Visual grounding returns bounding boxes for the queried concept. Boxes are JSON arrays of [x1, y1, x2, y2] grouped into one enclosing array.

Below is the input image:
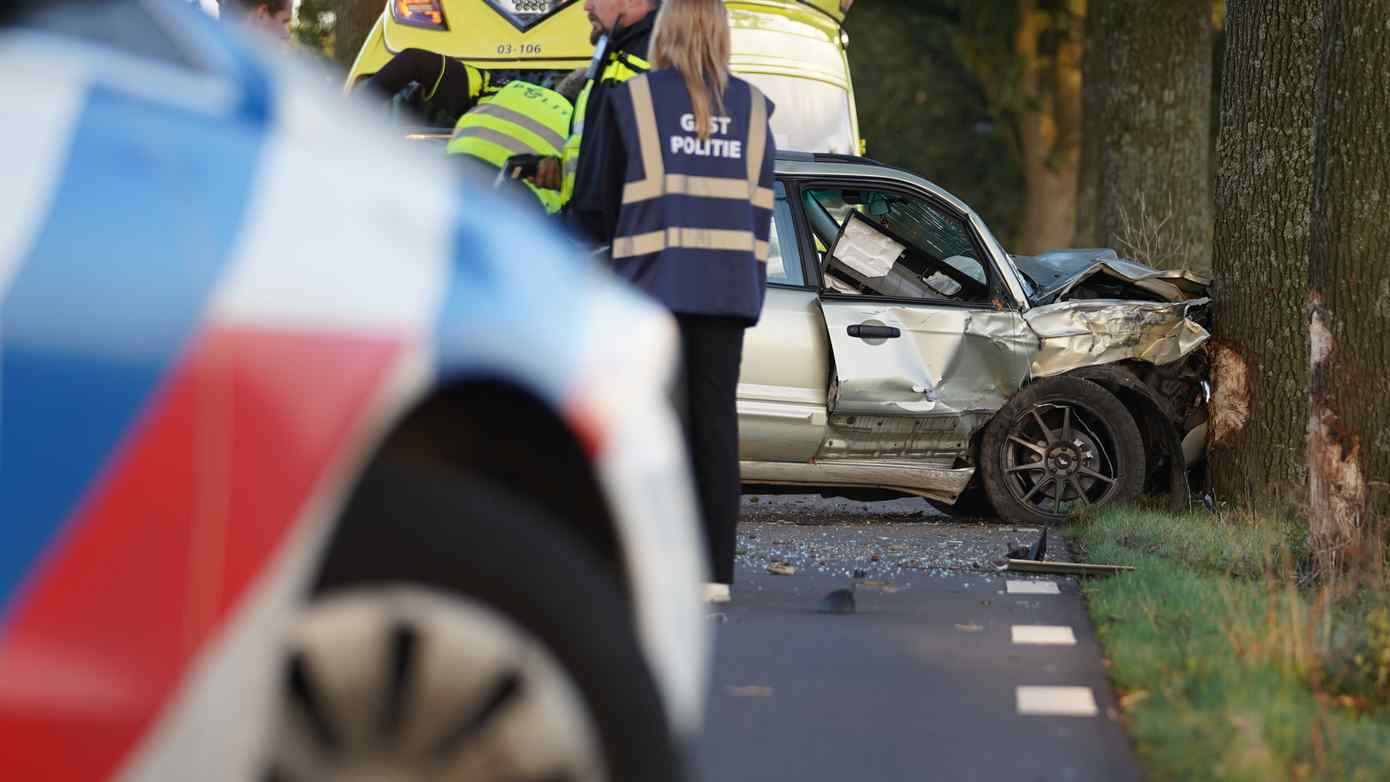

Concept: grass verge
[[1072, 506, 1390, 781]]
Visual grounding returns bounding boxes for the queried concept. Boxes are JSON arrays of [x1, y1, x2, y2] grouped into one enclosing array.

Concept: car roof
[[773, 152, 976, 217]]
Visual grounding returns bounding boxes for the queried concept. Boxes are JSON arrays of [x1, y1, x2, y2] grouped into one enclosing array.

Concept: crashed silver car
[[740, 153, 1210, 525]]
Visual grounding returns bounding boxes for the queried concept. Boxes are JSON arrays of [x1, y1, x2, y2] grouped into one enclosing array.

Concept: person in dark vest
[[529, 0, 656, 216], [587, 0, 775, 603]]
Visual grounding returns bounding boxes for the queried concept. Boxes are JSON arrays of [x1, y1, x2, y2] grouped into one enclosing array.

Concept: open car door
[[805, 187, 1033, 466]]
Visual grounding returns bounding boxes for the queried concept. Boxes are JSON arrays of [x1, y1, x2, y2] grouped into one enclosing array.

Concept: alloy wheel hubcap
[[1004, 403, 1118, 515]]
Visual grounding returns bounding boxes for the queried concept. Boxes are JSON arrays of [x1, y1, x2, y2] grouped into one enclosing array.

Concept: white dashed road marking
[[1007, 579, 1060, 594], [1011, 625, 1077, 645], [1015, 686, 1098, 716]]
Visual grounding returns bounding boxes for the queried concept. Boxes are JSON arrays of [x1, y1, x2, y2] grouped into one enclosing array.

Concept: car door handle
[[847, 324, 901, 339]]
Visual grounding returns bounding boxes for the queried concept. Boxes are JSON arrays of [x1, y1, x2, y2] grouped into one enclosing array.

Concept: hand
[[529, 156, 563, 190]]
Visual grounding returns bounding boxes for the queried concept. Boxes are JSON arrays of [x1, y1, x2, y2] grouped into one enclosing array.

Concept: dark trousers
[[676, 314, 746, 585]]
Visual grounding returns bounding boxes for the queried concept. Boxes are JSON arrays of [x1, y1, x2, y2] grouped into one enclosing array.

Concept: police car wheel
[[265, 463, 684, 782], [269, 587, 606, 782]]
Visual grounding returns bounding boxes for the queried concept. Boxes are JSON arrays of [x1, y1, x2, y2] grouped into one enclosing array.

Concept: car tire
[[979, 376, 1145, 526], [266, 462, 684, 782], [924, 485, 996, 519]]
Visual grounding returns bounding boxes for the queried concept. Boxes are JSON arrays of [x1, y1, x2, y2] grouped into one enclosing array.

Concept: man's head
[[582, 0, 657, 44], [224, 0, 291, 42]]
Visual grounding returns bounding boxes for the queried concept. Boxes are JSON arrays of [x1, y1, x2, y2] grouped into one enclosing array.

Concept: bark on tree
[[1207, 0, 1320, 506], [1074, 0, 1107, 248], [1086, 0, 1213, 272], [1306, 0, 1390, 571], [333, 0, 385, 70]]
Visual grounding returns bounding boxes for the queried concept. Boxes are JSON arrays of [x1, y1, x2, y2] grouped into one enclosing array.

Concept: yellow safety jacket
[[560, 50, 650, 206], [447, 81, 574, 213]]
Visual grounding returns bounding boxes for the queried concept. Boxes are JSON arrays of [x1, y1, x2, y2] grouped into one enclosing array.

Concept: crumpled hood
[[1012, 248, 1211, 304], [1011, 249, 1213, 376]]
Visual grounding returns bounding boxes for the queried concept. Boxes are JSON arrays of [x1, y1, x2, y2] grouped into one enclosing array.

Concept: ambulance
[[346, 0, 862, 154]]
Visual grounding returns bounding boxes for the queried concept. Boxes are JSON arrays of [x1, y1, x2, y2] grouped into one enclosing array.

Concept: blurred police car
[[0, 1, 708, 779]]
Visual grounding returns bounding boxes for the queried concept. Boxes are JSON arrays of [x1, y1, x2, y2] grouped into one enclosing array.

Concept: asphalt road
[[695, 495, 1140, 782]]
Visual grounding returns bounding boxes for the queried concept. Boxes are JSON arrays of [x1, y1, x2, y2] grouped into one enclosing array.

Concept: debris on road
[[955, 623, 983, 632], [818, 587, 857, 614], [726, 685, 774, 697], [1029, 528, 1049, 561], [1000, 559, 1134, 576], [767, 562, 797, 576]]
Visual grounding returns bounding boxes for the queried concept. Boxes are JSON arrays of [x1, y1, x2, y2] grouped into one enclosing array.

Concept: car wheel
[[979, 376, 1145, 526], [924, 485, 996, 519], [266, 463, 683, 782]]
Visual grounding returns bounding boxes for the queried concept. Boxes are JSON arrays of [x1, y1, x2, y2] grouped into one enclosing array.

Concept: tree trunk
[[1016, 150, 1080, 254], [333, 0, 386, 70], [1074, 0, 1108, 248], [1012, 0, 1083, 255], [1089, 0, 1213, 272], [1306, 0, 1390, 571], [958, 0, 1083, 255], [1207, 0, 1320, 507]]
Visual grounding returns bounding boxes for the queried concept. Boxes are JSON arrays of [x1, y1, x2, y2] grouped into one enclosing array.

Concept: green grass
[[1073, 507, 1390, 781]]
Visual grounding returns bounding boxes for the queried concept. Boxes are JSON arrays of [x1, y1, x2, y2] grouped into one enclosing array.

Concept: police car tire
[[290, 461, 685, 782]]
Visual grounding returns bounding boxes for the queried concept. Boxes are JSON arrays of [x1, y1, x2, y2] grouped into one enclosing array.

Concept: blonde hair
[[649, 0, 731, 140]]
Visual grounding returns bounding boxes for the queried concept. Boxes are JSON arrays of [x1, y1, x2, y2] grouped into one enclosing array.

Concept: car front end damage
[[1011, 248, 1212, 503]]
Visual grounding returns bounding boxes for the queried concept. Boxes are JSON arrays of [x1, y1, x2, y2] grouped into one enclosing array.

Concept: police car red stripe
[[0, 327, 404, 780]]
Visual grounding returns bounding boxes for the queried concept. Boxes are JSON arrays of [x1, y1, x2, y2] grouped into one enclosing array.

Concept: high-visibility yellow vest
[[560, 50, 650, 206], [447, 81, 573, 213]]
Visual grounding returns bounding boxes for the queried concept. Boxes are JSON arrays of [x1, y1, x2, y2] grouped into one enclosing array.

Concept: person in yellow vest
[[361, 48, 491, 128], [446, 80, 574, 214], [529, 0, 656, 226]]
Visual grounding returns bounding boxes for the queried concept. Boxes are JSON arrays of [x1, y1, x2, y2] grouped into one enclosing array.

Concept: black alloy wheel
[[979, 376, 1145, 526]]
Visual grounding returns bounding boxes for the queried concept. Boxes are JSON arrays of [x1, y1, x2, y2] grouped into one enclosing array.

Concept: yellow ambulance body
[[347, 0, 860, 154]]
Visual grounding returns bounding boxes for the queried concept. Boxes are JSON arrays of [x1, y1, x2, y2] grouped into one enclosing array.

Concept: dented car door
[[803, 184, 1033, 468]]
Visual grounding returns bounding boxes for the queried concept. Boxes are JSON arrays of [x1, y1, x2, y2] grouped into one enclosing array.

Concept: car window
[[803, 187, 991, 304], [766, 181, 806, 286]]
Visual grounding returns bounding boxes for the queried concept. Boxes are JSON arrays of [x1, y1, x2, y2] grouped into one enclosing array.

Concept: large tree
[[1306, 0, 1390, 570], [1079, 0, 1213, 272], [1207, 0, 1320, 506], [333, 0, 384, 70], [957, 0, 1085, 255]]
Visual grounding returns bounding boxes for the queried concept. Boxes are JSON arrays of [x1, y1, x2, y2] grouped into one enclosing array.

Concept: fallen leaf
[[767, 562, 797, 576], [1119, 690, 1149, 710]]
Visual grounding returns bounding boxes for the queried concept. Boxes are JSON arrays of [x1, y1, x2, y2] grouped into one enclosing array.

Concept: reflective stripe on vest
[[448, 81, 573, 213], [560, 52, 650, 205], [611, 74, 772, 261]]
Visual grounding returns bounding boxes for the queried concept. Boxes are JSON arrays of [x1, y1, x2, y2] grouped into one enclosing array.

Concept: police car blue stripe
[[432, 184, 584, 400], [0, 79, 271, 619]]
